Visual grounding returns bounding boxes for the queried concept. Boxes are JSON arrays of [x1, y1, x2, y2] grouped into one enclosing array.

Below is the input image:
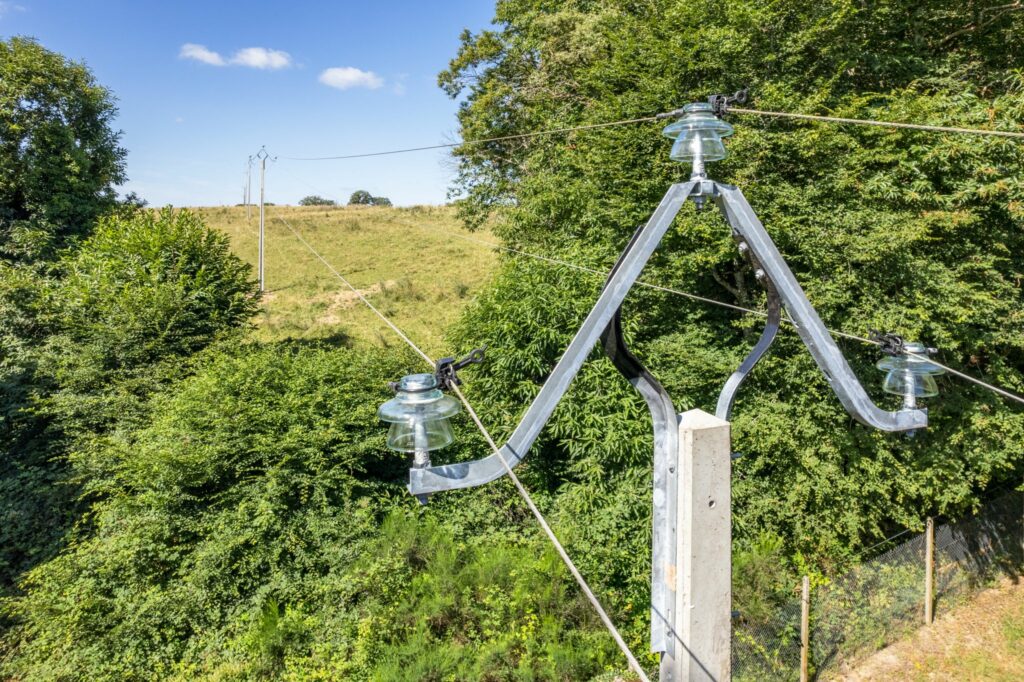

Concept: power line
[[273, 104, 1024, 165], [277, 114, 664, 161], [419, 226, 1024, 407], [727, 106, 1024, 139], [268, 208, 650, 679], [268, 210, 432, 366], [448, 381, 651, 682]]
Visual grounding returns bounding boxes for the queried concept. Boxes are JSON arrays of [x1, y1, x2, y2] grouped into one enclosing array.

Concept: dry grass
[[837, 577, 1024, 681], [194, 204, 498, 357]]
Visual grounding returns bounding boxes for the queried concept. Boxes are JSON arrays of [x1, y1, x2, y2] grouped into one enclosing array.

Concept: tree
[[349, 190, 373, 205], [0, 37, 126, 261], [298, 195, 336, 206], [441, 0, 1024, 581], [348, 190, 392, 206]]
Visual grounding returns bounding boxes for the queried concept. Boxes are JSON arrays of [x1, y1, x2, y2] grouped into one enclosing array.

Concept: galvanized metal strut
[[408, 177, 928, 657]]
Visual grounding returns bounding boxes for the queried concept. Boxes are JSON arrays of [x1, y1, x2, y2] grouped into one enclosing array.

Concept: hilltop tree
[[0, 37, 126, 261], [298, 195, 336, 206], [348, 190, 392, 206]]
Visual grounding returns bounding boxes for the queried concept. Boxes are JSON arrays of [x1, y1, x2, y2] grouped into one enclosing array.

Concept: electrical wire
[[727, 107, 1024, 139], [277, 114, 664, 161], [268, 209, 651, 680], [272, 103, 1024, 164], [448, 382, 651, 682], [269, 211, 434, 367], [420, 226, 1024, 407]]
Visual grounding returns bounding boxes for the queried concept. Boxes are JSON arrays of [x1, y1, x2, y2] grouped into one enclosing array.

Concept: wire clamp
[[436, 347, 486, 389], [708, 88, 748, 118], [869, 330, 938, 357]]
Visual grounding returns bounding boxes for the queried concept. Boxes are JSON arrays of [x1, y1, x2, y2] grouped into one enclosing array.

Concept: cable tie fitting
[[708, 88, 749, 118], [869, 330, 906, 356], [435, 346, 486, 390]]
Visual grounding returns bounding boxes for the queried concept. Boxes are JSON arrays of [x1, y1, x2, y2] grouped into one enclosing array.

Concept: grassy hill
[[196, 204, 498, 356]]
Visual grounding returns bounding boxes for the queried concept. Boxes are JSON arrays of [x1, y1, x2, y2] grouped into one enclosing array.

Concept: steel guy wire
[[448, 381, 651, 682], [268, 211, 435, 367], [273, 105, 1023, 164], [268, 208, 651, 678], [726, 106, 1024, 139], [277, 114, 665, 161], [414, 225, 1024, 407]]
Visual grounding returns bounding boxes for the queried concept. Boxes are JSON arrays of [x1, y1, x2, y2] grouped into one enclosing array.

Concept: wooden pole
[[800, 575, 810, 682], [924, 517, 935, 624]]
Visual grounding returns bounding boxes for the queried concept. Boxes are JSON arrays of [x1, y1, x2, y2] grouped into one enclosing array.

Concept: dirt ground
[[835, 578, 1024, 681]]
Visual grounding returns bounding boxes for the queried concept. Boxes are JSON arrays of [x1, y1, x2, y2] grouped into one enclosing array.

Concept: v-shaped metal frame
[[409, 177, 927, 654]]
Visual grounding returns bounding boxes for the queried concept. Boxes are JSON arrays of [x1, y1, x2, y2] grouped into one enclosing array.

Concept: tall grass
[[196, 205, 498, 356]]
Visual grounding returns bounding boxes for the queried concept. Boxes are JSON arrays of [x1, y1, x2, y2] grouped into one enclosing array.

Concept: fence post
[[800, 575, 810, 682], [924, 517, 934, 624]]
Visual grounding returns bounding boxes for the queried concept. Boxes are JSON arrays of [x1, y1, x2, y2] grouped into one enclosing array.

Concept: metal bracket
[[407, 175, 926, 655], [436, 347, 486, 389], [407, 180, 700, 497], [599, 223, 679, 655], [714, 184, 927, 431], [708, 88, 748, 118]]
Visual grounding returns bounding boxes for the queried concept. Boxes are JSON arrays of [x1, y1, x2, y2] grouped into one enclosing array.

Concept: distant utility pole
[[257, 148, 268, 292]]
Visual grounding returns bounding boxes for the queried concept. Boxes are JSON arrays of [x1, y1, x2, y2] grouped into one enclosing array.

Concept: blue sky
[[0, 0, 496, 206]]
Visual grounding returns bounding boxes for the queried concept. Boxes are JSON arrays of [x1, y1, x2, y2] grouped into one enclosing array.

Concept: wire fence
[[733, 487, 1024, 680]]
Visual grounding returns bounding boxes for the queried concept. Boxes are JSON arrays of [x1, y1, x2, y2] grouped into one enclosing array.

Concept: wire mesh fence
[[732, 488, 1023, 680]]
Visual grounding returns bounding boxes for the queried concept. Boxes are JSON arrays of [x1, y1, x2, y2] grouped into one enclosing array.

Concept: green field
[[196, 204, 498, 356]]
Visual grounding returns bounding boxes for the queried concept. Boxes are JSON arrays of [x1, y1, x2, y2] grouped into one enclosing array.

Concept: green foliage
[[349, 190, 393, 207], [0, 37, 126, 261], [442, 0, 1024, 561], [0, 343, 626, 680], [298, 195, 337, 207], [0, 207, 258, 592]]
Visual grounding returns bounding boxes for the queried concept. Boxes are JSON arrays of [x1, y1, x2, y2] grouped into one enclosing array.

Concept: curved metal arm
[[714, 184, 927, 431], [598, 224, 679, 654], [715, 288, 782, 420], [408, 181, 697, 496]]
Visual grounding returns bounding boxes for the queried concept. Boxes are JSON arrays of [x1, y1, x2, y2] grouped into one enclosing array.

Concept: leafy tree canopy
[[298, 195, 337, 206], [440, 0, 1024, 574], [0, 37, 126, 261], [348, 190, 393, 207]]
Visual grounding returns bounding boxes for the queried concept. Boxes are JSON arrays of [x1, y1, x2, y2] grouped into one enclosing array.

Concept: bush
[[0, 342, 623, 680], [0, 207, 259, 591]]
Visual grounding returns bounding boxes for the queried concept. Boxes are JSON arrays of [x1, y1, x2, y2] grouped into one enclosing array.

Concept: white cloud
[[179, 44, 292, 70], [229, 47, 292, 70], [318, 66, 384, 91], [0, 2, 26, 19], [179, 43, 226, 66]]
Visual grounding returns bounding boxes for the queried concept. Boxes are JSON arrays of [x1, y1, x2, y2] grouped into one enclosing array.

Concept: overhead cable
[[277, 114, 663, 161], [273, 104, 1023, 164], [727, 107, 1024, 139], [427, 227, 1024, 407], [268, 209, 650, 680]]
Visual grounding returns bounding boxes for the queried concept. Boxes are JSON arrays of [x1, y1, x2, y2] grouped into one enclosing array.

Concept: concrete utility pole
[[257, 148, 268, 292], [665, 410, 732, 681]]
